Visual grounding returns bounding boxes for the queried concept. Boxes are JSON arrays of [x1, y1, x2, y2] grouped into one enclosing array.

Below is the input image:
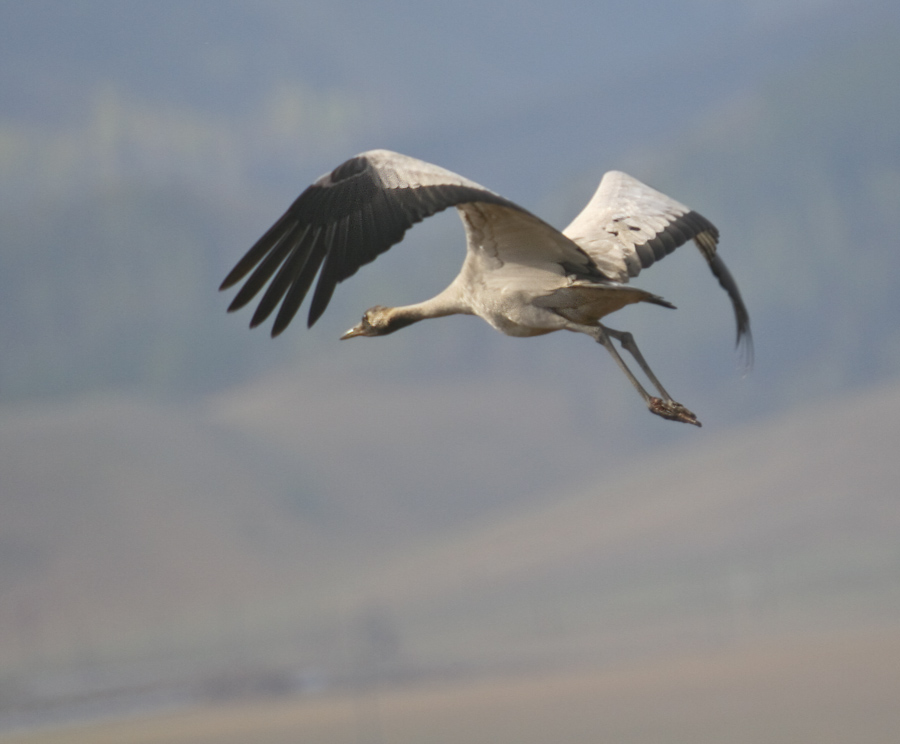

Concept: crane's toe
[[648, 397, 702, 427]]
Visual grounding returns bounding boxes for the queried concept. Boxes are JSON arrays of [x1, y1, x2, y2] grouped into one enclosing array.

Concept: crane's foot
[[649, 397, 702, 427]]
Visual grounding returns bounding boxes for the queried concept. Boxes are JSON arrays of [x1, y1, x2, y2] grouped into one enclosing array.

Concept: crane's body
[[221, 150, 751, 426]]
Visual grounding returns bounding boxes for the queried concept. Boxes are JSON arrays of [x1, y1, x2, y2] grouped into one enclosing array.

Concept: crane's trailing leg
[[593, 325, 701, 427], [603, 327, 675, 401]]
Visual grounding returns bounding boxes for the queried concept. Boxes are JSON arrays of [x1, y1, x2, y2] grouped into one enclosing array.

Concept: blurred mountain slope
[[1, 368, 897, 715]]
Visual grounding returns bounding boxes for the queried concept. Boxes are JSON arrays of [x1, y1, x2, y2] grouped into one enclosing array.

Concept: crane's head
[[340, 306, 413, 339]]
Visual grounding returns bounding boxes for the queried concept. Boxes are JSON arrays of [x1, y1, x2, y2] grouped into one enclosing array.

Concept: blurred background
[[1, 1, 899, 742]]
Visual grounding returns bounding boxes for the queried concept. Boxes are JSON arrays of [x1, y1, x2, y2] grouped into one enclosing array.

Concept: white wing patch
[[563, 170, 694, 281], [457, 202, 594, 276], [320, 149, 491, 192]]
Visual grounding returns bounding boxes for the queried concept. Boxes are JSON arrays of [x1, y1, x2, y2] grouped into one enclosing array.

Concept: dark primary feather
[[707, 251, 753, 367], [631, 210, 718, 272], [220, 153, 521, 335], [626, 210, 752, 366]]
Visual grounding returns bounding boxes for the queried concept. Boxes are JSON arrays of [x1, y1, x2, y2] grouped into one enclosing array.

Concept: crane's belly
[[474, 282, 656, 337], [479, 303, 568, 337]]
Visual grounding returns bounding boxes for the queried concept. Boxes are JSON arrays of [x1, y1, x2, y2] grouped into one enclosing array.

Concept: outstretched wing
[[220, 149, 524, 336], [563, 171, 752, 363]]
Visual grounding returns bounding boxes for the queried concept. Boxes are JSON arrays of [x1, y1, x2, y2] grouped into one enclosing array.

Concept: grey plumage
[[221, 149, 752, 425]]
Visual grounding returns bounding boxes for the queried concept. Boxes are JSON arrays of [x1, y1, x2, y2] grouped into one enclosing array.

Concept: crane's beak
[[340, 323, 366, 340]]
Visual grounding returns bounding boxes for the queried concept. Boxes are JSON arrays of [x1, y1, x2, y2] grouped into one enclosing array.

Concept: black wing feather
[[630, 209, 751, 362], [226, 219, 303, 313], [271, 237, 329, 337], [307, 219, 348, 327], [249, 225, 318, 327], [634, 210, 715, 271], [707, 252, 753, 366], [221, 152, 524, 336], [220, 213, 296, 291]]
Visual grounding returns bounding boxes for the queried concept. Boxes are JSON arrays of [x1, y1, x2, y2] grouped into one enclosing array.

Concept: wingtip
[[226, 295, 246, 314], [270, 315, 290, 337], [219, 267, 244, 292], [735, 328, 754, 375], [306, 304, 326, 330]]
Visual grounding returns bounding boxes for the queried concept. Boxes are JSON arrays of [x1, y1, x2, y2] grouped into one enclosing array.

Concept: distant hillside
[[319, 377, 900, 673], [2, 371, 898, 712]]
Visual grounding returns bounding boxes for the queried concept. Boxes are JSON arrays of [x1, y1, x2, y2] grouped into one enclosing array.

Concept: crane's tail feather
[[642, 293, 676, 310]]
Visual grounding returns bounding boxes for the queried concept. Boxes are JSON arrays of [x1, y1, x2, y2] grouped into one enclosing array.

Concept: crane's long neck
[[383, 283, 474, 332]]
